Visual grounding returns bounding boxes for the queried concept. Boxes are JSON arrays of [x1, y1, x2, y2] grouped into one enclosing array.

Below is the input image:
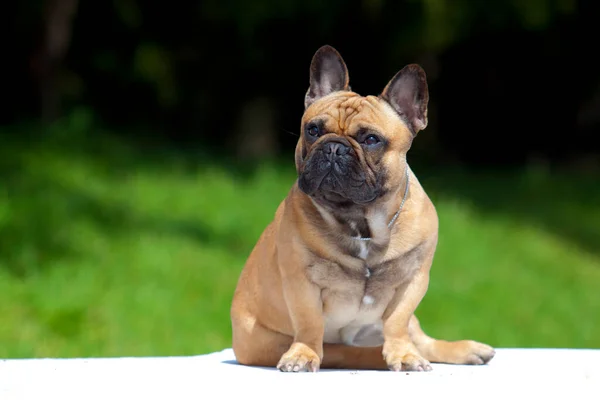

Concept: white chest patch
[[362, 295, 375, 305], [368, 212, 388, 235], [358, 241, 369, 259]]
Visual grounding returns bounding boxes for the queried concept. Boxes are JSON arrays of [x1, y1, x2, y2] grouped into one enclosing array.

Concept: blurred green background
[[1, 0, 599, 358]]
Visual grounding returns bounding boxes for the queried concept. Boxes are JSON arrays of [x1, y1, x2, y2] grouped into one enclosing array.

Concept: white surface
[[2, 348, 600, 399]]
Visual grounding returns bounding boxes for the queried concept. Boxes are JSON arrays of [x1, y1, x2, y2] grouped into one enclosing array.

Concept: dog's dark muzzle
[[298, 137, 378, 205]]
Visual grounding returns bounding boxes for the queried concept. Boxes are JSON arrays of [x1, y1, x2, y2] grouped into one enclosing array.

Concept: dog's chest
[[307, 248, 421, 344], [317, 259, 409, 310]]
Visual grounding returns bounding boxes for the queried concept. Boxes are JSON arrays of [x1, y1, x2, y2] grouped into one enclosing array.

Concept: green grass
[[1, 115, 599, 358]]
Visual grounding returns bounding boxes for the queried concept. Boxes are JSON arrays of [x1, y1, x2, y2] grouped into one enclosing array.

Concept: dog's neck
[[308, 164, 411, 244], [357, 166, 410, 241]]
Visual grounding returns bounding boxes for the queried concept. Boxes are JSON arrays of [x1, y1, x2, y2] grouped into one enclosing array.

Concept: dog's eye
[[363, 135, 380, 146], [306, 125, 320, 137]]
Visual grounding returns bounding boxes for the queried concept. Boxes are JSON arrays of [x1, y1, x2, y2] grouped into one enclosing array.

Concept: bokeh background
[[1, 0, 599, 358]]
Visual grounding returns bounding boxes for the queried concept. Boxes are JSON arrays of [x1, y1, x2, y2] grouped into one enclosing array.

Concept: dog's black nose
[[324, 141, 350, 160]]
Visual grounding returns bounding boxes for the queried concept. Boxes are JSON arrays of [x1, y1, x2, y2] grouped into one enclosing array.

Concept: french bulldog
[[230, 45, 495, 372]]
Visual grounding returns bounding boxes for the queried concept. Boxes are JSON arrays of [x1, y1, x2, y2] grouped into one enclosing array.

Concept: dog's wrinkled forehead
[[302, 92, 407, 138]]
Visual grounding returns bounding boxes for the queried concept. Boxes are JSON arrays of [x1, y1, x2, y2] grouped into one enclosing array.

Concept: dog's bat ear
[[305, 45, 350, 109], [380, 64, 429, 135]]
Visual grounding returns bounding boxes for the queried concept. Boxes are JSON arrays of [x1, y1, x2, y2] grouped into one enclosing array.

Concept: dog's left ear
[[305, 45, 350, 109], [380, 64, 429, 134]]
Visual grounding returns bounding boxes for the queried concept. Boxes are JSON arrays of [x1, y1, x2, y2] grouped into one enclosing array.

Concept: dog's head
[[295, 45, 429, 210]]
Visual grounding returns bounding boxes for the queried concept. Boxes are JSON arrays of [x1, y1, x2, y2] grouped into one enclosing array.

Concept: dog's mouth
[[315, 187, 379, 208], [320, 173, 378, 203], [298, 155, 380, 207]]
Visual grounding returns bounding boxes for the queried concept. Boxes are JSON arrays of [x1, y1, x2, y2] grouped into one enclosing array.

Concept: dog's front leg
[[277, 268, 324, 372], [382, 262, 433, 372]]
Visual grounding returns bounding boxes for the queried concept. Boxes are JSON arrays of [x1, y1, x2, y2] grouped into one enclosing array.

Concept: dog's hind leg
[[231, 312, 293, 368], [408, 314, 496, 365]]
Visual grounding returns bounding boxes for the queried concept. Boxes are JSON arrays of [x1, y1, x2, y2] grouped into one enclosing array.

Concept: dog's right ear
[[305, 45, 350, 109]]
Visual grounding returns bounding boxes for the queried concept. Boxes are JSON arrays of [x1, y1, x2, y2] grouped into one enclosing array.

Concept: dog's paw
[[387, 352, 432, 372], [452, 340, 496, 365], [276, 344, 320, 372], [384, 340, 432, 372]]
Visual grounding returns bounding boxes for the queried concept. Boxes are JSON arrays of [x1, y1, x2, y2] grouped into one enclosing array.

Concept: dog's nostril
[[336, 143, 350, 156]]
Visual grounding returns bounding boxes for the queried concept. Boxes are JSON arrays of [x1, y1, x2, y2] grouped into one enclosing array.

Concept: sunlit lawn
[[1, 116, 599, 358]]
